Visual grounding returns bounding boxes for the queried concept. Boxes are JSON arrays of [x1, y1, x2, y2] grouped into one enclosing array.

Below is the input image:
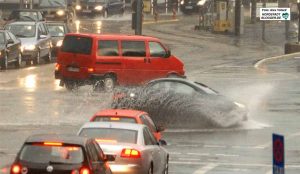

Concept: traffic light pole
[[234, 0, 241, 35], [135, 0, 143, 35]]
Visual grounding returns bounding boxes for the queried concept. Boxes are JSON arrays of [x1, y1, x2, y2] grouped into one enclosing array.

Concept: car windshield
[[40, 0, 66, 7], [6, 25, 36, 38], [19, 144, 84, 164], [18, 12, 38, 21], [79, 128, 138, 144], [0, 33, 4, 45], [92, 116, 137, 123], [47, 25, 65, 37]]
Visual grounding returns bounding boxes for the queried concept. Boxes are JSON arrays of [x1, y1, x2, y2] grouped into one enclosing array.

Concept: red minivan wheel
[[104, 76, 115, 92]]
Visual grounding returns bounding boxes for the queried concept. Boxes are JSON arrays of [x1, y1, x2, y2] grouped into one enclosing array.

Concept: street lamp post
[[298, 0, 300, 42]]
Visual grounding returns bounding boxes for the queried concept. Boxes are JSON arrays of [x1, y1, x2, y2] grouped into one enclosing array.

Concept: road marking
[[178, 158, 202, 161], [143, 19, 179, 25], [169, 161, 300, 168], [169, 152, 182, 155], [176, 144, 199, 147], [187, 153, 210, 156], [254, 52, 300, 70], [294, 57, 300, 59], [204, 145, 226, 148], [216, 154, 239, 157], [193, 163, 218, 174], [256, 131, 300, 149]]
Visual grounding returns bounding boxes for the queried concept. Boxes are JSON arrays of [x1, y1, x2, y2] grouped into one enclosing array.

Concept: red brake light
[[43, 142, 62, 146], [55, 63, 60, 71], [87, 68, 94, 73], [80, 167, 90, 174], [10, 164, 21, 174], [121, 148, 141, 158]]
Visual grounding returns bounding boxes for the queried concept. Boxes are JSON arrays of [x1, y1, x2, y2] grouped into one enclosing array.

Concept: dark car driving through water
[[112, 78, 248, 128], [10, 134, 114, 174], [38, 0, 75, 23]]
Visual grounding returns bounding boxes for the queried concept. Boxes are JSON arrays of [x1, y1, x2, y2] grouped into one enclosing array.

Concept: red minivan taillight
[[10, 164, 21, 174], [55, 63, 60, 71], [79, 167, 90, 174], [121, 148, 141, 158]]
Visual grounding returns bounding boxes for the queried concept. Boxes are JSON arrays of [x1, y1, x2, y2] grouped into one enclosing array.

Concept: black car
[[179, 0, 199, 14], [6, 9, 45, 22], [46, 22, 70, 57], [10, 134, 114, 174], [38, 0, 75, 23], [112, 78, 248, 128], [75, 0, 125, 18], [0, 30, 22, 70]]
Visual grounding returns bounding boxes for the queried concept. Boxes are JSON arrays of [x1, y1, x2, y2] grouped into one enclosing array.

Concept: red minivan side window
[[148, 41, 167, 58], [121, 41, 146, 57], [97, 40, 119, 56]]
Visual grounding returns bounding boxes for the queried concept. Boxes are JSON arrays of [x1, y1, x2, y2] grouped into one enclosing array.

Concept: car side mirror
[[39, 34, 47, 39], [6, 39, 14, 45], [158, 139, 167, 146], [105, 154, 116, 161], [164, 50, 171, 58]]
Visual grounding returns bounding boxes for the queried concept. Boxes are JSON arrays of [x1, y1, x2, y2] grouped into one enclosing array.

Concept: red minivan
[[55, 33, 185, 90]]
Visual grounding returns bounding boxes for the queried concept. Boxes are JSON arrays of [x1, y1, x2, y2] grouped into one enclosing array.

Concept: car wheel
[[45, 50, 52, 63], [33, 51, 40, 65], [26, 60, 31, 66], [119, 9, 124, 17], [103, 75, 115, 92], [65, 80, 78, 91], [1, 54, 8, 70], [14, 53, 22, 68], [93, 80, 104, 92], [164, 158, 169, 174], [104, 10, 108, 18]]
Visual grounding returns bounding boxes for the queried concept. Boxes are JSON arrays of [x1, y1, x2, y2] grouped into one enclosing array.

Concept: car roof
[[148, 78, 192, 84], [25, 134, 90, 146], [94, 109, 147, 118], [65, 33, 161, 41], [80, 122, 146, 131], [6, 21, 41, 25]]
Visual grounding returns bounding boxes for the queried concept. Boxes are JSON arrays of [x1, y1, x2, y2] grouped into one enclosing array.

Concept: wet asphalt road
[[1, 14, 300, 173]]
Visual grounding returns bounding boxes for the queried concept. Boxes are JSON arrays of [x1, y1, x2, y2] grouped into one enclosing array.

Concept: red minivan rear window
[[61, 36, 92, 55]]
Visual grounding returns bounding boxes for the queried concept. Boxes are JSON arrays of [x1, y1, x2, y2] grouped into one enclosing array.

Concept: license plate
[[185, 6, 193, 9], [67, 67, 80, 72], [82, 10, 92, 13], [46, 14, 55, 18]]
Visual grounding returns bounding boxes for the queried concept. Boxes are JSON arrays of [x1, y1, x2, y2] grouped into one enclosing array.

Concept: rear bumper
[[109, 164, 143, 174], [55, 70, 104, 82]]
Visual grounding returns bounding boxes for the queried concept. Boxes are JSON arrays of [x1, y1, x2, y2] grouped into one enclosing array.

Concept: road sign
[[273, 133, 284, 174]]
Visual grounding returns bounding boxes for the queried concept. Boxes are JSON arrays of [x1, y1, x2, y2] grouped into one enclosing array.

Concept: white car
[[77, 122, 169, 174]]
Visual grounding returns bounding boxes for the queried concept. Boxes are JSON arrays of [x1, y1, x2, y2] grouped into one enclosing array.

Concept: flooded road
[[1, 14, 300, 173]]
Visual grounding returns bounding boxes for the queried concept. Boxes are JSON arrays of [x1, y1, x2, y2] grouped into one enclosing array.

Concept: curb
[[254, 52, 300, 70]]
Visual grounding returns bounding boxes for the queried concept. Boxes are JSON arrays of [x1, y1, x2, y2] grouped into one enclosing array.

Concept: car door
[[7, 31, 21, 60], [145, 41, 171, 79], [4, 32, 16, 62], [143, 127, 162, 174], [121, 40, 149, 85]]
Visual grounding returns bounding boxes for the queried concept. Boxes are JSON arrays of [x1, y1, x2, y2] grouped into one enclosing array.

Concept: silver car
[[78, 122, 169, 174], [4, 21, 52, 65]]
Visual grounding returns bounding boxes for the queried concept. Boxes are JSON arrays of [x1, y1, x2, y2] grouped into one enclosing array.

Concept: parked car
[[90, 109, 165, 141], [10, 134, 114, 174], [75, 0, 125, 18], [0, 30, 22, 70], [78, 122, 169, 174], [55, 33, 185, 91], [5, 21, 52, 65], [38, 0, 75, 23], [112, 78, 248, 128], [5, 9, 45, 23], [46, 22, 70, 57]]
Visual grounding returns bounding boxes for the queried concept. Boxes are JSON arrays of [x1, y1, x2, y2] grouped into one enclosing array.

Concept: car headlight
[[22, 45, 36, 51], [56, 10, 65, 16], [75, 5, 82, 10], [0, 51, 2, 57], [180, 0, 184, 5], [129, 93, 135, 98], [56, 40, 63, 47], [234, 102, 246, 109], [95, 5, 103, 11]]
